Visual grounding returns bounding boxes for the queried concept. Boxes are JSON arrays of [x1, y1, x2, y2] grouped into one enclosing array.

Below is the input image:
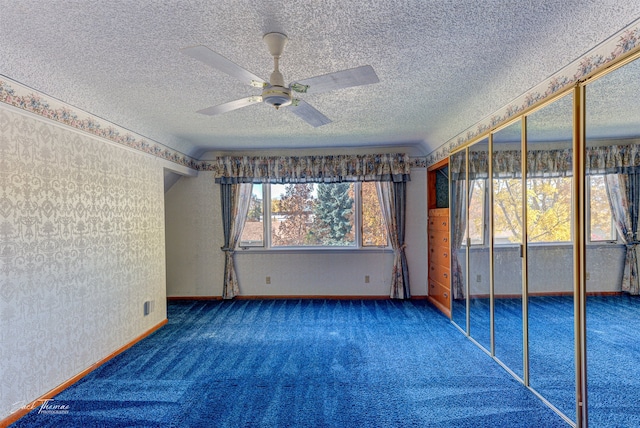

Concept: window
[[468, 175, 616, 246], [239, 182, 388, 249], [361, 182, 388, 246], [526, 177, 572, 243], [493, 178, 523, 244], [589, 175, 616, 242], [465, 179, 485, 245], [240, 184, 264, 247], [493, 177, 572, 244]]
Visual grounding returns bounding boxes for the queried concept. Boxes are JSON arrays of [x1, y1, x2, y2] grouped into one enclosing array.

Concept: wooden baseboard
[[169, 295, 428, 301], [464, 291, 624, 299], [167, 296, 223, 301], [234, 295, 392, 300], [1, 319, 167, 428]]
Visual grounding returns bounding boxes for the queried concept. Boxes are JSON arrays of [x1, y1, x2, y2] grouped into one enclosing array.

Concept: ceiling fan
[[181, 32, 379, 127]]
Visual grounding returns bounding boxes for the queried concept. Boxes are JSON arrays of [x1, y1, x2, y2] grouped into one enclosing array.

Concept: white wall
[[165, 172, 224, 296], [459, 244, 625, 296], [165, 168, 428, 297], [0, 106, 167, 420]]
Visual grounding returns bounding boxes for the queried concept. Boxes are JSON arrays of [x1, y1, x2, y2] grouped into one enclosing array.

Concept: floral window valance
[[586, 144, 640, 174], [202, 153, 412, 184], [450, 144, 640, 179]]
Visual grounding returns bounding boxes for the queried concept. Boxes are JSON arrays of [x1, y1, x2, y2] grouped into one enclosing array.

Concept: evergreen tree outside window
[[313, 183, 355, 246]]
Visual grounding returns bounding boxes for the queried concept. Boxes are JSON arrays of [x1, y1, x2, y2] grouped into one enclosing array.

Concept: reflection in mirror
[[526, 93, 575, 422], [493, 120, 524, 378], [450, 149, 468, 331], [585, 57, 640, 428], [468, 139, 491, 351]]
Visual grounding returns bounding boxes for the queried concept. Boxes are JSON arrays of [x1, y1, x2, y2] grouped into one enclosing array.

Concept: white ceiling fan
[[181, 32, 379, 127]]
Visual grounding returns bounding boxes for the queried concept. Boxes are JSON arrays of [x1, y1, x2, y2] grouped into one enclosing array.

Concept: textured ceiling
[[1, 1, 639, 159]]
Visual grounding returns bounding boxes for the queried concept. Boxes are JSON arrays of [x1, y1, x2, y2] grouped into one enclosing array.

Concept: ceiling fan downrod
[[262, 32, 292, 109]]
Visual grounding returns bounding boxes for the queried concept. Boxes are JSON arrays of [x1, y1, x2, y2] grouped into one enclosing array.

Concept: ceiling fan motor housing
[[262, 85, 292, 109]]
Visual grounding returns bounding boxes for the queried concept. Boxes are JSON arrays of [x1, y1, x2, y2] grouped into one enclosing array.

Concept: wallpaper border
[[426, 18, 640, 167], [0, 78, 199, 170]]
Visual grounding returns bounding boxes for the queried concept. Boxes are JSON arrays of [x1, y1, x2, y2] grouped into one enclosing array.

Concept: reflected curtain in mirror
[[450, 151, 467, 299], [588, 144, 640, 295], [605, 173, 640, 294]]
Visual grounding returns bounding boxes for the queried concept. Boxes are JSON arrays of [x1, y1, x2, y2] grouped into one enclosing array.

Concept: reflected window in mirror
[[588, 175, 616, 242], [462, 179, 486, 246]]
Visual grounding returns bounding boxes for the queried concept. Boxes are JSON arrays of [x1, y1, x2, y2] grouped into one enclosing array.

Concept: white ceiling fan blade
[[197, 96, 262, 116], [288, 100, 332, 127], [181, 45, 266, 87], [293, 65, 379, 94]]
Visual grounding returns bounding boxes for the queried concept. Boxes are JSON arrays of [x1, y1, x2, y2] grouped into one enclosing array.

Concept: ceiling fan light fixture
[[183, 33, 377, 125], [262, 85, 292, 109]]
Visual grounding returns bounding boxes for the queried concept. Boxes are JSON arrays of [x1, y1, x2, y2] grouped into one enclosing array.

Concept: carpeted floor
[[11, 299, 568, 427], [453, 295, 640, 427]]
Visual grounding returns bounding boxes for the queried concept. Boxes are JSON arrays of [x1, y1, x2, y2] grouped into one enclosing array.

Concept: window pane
[[527, 177, 572, 243], [493, 178, 522, 244], [466, 179, 485, 245], [494, 177, 572, 244], [361, 182, 387, 246], [240, 184, 264, 246], [271, 183, 355, 247], [590, 175, 615, 241]]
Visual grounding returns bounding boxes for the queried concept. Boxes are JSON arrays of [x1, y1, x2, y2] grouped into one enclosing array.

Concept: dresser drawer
[[429, 262, 450, 286], [428, 216, 449, 231], [428, 229, 450, 248], [429, 245, 450, 268], [429, 280, 451, 309], [428, 208, 449, 218]]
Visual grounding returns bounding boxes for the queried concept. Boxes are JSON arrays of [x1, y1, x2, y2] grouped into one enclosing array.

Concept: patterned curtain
[[220, 183, 253, 299], [605, 173, 640, 295], [206, 153, 411, 183], [376, 181, 411, 299]]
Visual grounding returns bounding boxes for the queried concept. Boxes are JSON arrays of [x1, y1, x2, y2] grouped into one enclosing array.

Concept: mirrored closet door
[[446, 50, 640, 427], [468, 139, 491, 351], [525, 93, 576, 422], [450, 149, 468, 332], [584, 56, 640, 428], [492, 120, 524, 379]]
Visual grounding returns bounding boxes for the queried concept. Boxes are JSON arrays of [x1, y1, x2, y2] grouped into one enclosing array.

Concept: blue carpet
[[453, 295, 640, 427], [11, 299, 567, 427]]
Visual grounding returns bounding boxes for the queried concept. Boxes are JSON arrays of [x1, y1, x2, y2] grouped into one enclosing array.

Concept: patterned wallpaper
[[0, 106, 167, 419], [0, 79, 199, 170]]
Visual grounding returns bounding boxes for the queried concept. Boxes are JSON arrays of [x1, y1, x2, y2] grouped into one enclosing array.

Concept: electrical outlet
[[266, 276, 271, 284], [143, 300, 154, 316], [365, 275, 370, 283], [585, 272, 590, 281], [476, 274, 482, 283]]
